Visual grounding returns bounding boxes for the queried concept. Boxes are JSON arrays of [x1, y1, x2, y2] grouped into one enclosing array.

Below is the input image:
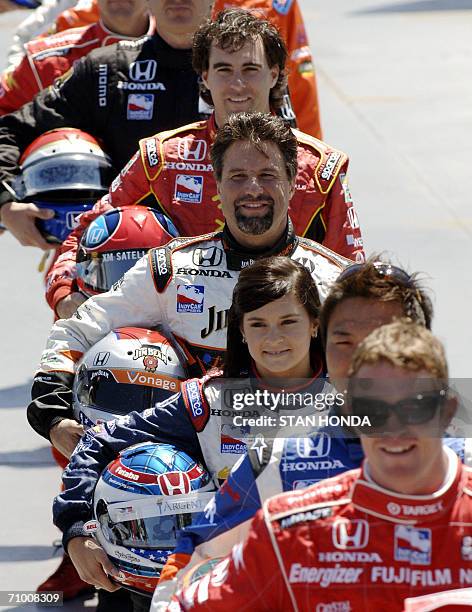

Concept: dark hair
[[319, 255, 433, 345], [224, 256, 321, 377], [211, 111, 298, 183], [193, 8, 288, 110]]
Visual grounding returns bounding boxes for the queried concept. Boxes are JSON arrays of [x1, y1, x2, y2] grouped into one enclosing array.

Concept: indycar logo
[[174, 175, 204, 203], [394, 525, 431, 565], [178, 138, 208, 161], [176, 284, 205, 313], [332, 519, 369, 550], [127, 94, 154, 120], [130, 59, 157, 82]]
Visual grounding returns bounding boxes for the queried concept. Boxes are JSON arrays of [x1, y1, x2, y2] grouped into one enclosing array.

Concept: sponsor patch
[[145, 138, 159, 166], [339, 172, 353, 204], [178, 138, 208, 161], [127, 93, 154, 120], [298, 61, 314, 74], [174, 174, 204, 203], [394, 525, 431, 565], [177, 284, 205, 313], [273, 0, 294, 15], [320, 152, 341, 182], [461, 536, 472, 561]]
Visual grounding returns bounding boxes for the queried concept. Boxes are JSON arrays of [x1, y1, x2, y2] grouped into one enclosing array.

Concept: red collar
[[351, 448, 465, 524]]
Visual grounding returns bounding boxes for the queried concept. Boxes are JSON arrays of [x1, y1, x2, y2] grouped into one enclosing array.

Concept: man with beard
[[46, 8, 363, 320], [27, 112, 350, 460]]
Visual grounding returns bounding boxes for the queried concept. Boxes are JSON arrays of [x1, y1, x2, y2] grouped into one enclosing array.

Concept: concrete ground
[[0, 0, 471, 609]]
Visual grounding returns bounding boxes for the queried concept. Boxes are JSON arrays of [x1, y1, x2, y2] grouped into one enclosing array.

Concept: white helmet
[[85, 442, 215, 595], [73, 328, 187, 428]]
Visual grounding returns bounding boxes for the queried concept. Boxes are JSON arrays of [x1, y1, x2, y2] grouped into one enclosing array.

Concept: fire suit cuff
[[51, 285, 74, 317], [63, 522, 88, 553]]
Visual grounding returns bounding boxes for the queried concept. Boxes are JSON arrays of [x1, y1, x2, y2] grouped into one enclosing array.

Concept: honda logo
[[178, 138, 208, 161], [332, 519, 369, 550], [129, 60, 157, 82], [192, 247, 223, 267], [296, 433, 331, 458], [93, 352, 110, 367], [157, 471, 191, 495]]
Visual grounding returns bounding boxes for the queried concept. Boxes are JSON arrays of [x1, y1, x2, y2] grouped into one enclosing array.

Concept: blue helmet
[[87, 442, 215, 595], [12, 129, 114, 244]]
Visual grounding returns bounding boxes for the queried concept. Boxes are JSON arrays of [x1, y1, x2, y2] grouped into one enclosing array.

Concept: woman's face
[[326, 297, 405, 390], [241, 293, 317, 381]]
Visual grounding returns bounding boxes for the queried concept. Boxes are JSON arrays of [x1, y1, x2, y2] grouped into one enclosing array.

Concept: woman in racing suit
[[52, 256, 327, 597]]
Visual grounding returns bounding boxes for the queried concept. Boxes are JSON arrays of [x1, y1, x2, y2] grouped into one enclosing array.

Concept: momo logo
[[178, 138, 208, 161], [192, 247, 223, 267], [130, 59, 157, 82], [297, 434, 331, 458], [332, 519, 369, 550], [394, 525, 431, 565], [157, 471, 191, 495]]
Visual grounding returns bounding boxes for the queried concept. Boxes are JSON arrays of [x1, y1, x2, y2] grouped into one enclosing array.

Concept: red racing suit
[[170, 448, 472, 612], [213, 0, 322, 139], [45, 114, 363, 314], [33, 0, 322, 138], [0, 17, 155, 116]]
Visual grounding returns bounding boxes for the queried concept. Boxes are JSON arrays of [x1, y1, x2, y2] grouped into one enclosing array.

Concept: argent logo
[[130, 59, 157, 82], [332, 519, 369, 550], [296, 433, 331, 458], [192, 247, 224, 267], [178, 138, 208, 161]]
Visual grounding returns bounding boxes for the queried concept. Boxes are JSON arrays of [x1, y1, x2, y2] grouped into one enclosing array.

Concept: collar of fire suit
[[149, 32, 193, 69], [221, 220, 298, 271], [351, 446, 464, 524]]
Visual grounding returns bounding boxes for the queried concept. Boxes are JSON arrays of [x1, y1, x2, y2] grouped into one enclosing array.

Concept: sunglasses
[[337, 261, 414, 287], [347, 390, 447, 431]]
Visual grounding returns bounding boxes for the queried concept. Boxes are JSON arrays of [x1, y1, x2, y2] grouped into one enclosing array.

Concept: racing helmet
[[73, 327, 187, 428], [76, 206, 178, 297], [86, 442, 215, 595], [12, 128, 114, 243]]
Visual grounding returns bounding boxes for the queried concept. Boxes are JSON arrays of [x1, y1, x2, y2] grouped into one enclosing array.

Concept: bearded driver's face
[[217, 139, 294, 249]]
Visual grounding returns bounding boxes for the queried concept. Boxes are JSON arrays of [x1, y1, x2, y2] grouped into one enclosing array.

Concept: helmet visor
[[15, 153, 113, 199], [101, 492, 216, 549], [75, 367, 180, 417], [76, 250, 148, 294]]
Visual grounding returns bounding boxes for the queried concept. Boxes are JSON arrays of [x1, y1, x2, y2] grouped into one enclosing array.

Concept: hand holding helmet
[[7, 128, 114, 247], [70, 443, 215, 595]]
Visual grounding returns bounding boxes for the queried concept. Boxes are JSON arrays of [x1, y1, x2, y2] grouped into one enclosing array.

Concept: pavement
[[0, 0, 471, 609]]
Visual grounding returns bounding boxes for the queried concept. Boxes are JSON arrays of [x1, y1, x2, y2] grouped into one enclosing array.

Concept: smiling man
[[27, 112, 349, 456], [46, 8, 363, 319], [170, 320, 472, 611]]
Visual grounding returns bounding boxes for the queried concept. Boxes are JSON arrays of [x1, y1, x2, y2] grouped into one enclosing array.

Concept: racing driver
[[46, 8, 363, 319], [0, 0, 155, 115], [170, 320, 472, 611], [27, 112, 350, 459]]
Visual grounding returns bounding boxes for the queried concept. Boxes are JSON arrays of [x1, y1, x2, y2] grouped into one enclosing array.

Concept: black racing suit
[[0, 33, 208, 206]]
